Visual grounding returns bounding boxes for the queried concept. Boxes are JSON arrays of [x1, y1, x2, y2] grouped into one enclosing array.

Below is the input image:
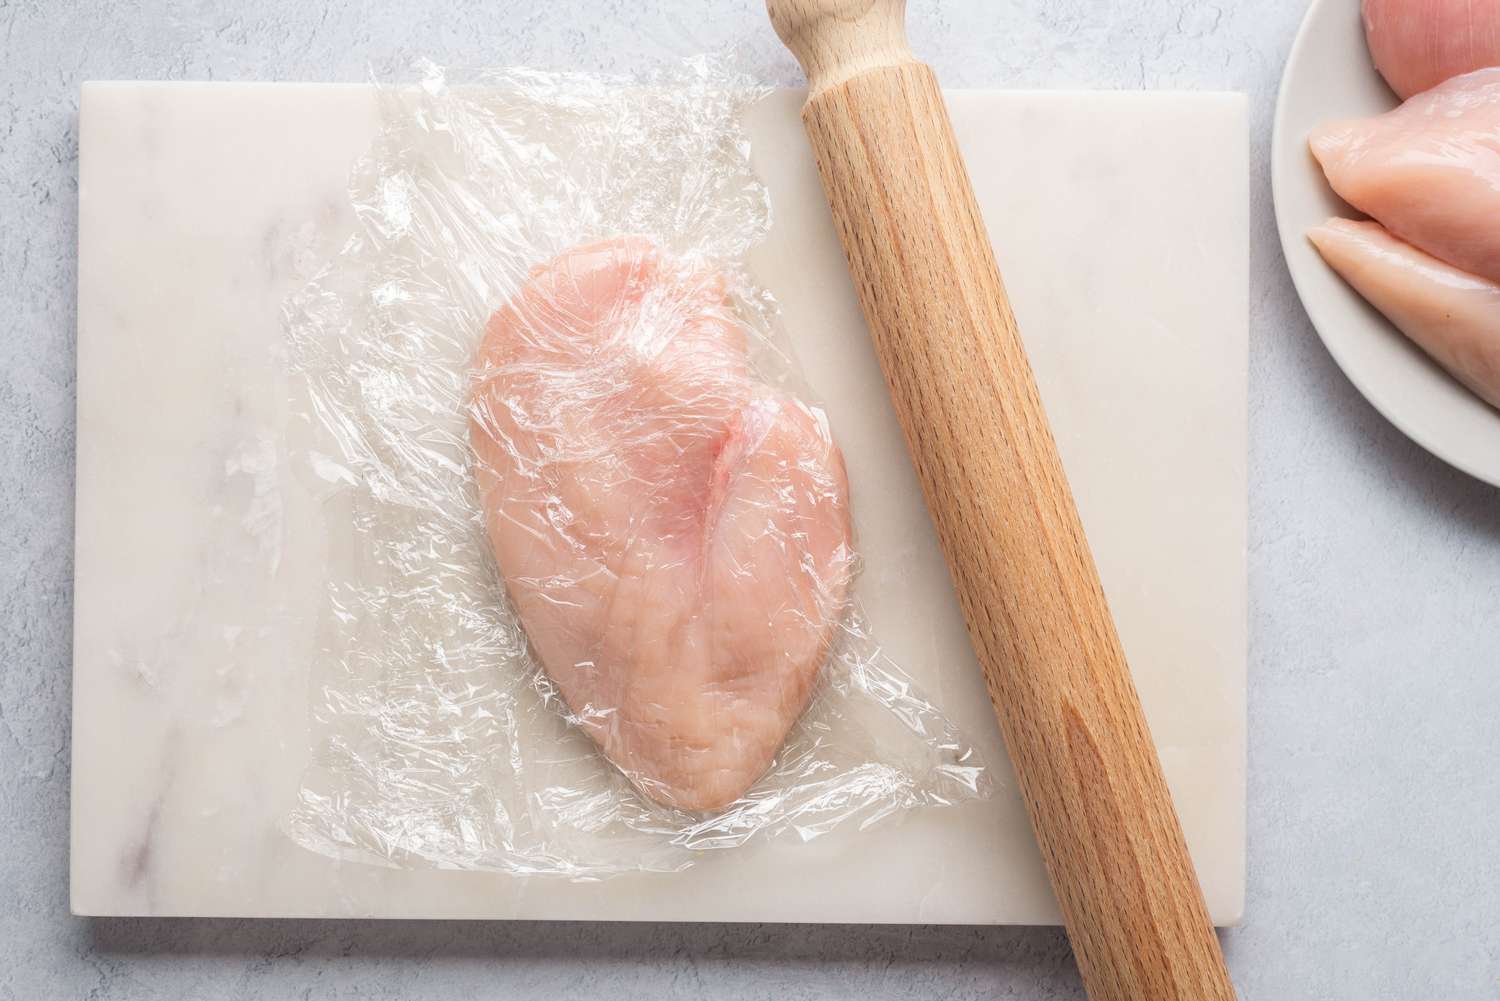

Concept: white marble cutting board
[[72, 83, 1247, 924]]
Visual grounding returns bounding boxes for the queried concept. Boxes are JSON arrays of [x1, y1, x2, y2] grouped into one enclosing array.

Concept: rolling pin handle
[[767, 0, 916, 97]]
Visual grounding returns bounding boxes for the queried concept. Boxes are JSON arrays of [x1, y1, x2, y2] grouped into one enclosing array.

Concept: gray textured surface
[[2, 0, 1497, 998]]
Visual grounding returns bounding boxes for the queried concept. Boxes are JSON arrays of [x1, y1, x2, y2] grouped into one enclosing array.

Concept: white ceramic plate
[[1272, 0, 1500, 486]]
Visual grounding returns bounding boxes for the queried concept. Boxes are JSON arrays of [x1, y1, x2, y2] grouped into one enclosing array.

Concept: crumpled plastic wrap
[[281, 59, 989, 877]]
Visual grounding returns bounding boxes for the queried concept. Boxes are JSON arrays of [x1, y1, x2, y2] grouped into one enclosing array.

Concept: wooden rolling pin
[[765, 3, 1236, 999]]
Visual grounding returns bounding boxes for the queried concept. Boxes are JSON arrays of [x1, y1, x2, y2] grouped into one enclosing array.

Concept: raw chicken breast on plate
[[1309, 218, 1500, 411], [1363, 0, 1500, 99], [1310, 68, 1500, 284], [469, 236, 855, 812]]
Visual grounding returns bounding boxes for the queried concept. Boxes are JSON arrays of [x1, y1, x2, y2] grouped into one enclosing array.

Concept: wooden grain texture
[[766, 2, 1238, 999]]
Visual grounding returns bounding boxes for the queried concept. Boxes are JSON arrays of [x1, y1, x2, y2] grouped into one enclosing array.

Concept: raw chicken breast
[[1309, 218, 1500, 409], [469, 236, 854, 812], [1363, 0, 1500, 99], [1309, 68, 1500, 284]]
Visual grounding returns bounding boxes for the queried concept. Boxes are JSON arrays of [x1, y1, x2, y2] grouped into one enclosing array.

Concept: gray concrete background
[[3, 0, 1497, 998]]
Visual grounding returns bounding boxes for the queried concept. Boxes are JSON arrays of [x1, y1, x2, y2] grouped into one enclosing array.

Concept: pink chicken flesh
[[468, 237, 854, 812], [1309, 218, 1500, 410], [1363, 0, 1500, 100], [1310, 68, 1500, 285]]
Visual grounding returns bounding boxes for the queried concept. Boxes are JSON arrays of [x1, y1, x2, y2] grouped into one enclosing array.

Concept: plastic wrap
[[282, 59, 989, 876]]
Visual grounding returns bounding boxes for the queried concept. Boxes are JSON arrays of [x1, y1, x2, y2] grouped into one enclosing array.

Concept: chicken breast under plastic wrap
[[1309, 68, 1500, 284], [1309, 218, 1500, 410], [1363, 0, 1500, 100], [468, 237, 854, 812]]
